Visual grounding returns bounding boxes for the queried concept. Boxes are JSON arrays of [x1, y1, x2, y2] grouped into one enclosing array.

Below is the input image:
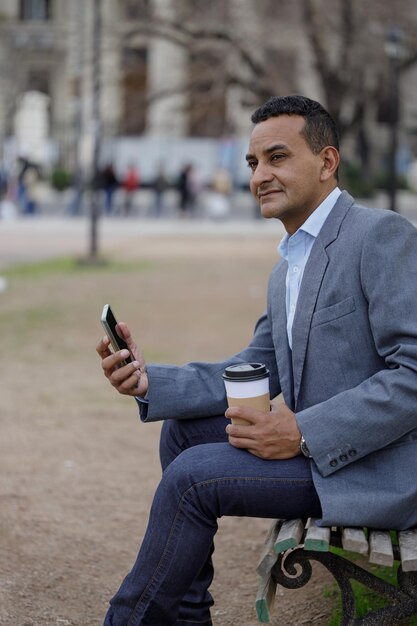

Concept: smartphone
[[101, 304, 133, 366]]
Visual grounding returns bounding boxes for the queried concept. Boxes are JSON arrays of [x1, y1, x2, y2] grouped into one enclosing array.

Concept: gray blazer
[[143, 191, 417, 530]]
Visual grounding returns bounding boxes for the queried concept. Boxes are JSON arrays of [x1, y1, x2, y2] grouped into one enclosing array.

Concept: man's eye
[[247, 161, 257, 171], [271, 153, 284, 162]]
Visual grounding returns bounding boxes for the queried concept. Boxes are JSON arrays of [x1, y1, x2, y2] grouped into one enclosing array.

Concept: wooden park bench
[[256, 518, 417, 625]]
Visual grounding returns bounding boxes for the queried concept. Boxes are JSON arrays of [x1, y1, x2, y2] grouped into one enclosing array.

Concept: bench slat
[[399, 529, 417, 572], [255, 570, 276, 623], [369, 530, 394, 567], [342, 527, 368, 555], [256, 520, 417, 625], [274, 518, 304, 554], [304, 518, 331, 552], [256, 520, 282, 577]]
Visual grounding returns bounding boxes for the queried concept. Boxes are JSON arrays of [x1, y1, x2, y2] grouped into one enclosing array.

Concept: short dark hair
[[251, 95, 340, 154]]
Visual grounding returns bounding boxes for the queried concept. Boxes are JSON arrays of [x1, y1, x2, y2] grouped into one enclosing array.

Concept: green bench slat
[[274, 518, 304, 553], [256, 518, 417, 624], [255, 571, 276, 624], [304, 518, 331, 552], [256, 519, 282, 578]]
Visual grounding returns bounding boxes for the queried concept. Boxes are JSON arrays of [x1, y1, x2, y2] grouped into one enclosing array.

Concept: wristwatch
[[300, 435, 312, 458]]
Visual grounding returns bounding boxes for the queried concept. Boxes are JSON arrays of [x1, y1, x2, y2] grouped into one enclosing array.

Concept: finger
[[227, 431, 260, 447], [228, 438, 275, 460], [101, 350, 132, 377], [116, 371, 142, 395], [109, 359, 141, 385], [225, 407, 261, 425], [226, 422, 256, 438], [116, 322, 143, 364], [117, 370, 148, 396], [116, 322, 136, 349], [226, 419, 253, 430], [96, 335, 112, 358], [116, 321, 130, 338], [135, 371, 149, 397]]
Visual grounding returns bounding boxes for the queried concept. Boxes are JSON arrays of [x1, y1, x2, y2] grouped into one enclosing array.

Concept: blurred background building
[[0, 0, 416, 195]]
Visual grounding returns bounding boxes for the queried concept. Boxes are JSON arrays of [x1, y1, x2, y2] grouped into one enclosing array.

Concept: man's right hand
[[96, 322, 149, 397]]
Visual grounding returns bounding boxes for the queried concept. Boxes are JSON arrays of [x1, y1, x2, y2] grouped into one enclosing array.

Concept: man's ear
[[320, 146, 340, 181]]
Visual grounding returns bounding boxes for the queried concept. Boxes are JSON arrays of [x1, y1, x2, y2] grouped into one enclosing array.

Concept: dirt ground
[[0, 224, 334, 626]]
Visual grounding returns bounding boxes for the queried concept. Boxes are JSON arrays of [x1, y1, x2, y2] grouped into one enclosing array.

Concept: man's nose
[[251, 162, 273, 188]]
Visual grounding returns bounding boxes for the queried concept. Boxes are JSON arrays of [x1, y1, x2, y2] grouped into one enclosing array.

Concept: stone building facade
[[0, 0, 318, 166], [0, 0, 415, 183]]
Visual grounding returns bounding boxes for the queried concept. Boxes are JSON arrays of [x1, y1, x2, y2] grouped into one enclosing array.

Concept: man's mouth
[[258, 189, 283, 198]]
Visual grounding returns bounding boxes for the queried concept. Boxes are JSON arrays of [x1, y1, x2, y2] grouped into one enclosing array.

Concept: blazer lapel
[[291, 191, 355, 405], [291, 244, 328, 404]]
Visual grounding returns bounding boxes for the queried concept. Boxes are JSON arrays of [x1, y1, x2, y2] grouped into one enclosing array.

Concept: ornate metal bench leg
[[271, 547, 417, 625]]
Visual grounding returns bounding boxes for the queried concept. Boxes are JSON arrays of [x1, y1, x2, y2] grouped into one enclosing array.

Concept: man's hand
[[225, 399, 301, 459], [96, 322, 149, 397]]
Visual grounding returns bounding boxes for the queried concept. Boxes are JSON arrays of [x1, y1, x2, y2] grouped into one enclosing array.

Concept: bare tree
[[122, 1, 298, 135], [302, 0, 417, 189], [124, 0, 416, 132]]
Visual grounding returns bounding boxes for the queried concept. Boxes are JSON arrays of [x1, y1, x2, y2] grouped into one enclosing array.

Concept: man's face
[[246, 115, 332, 233]]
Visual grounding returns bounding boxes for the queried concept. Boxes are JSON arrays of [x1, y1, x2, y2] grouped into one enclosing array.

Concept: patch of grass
[[0, 305, 68, 356], [0, 304, 60, 331], [325, 548, 417, 625], [2, 256, 155, 279]]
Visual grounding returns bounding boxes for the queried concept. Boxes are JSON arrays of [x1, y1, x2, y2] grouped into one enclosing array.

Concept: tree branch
[[125, 16, 268, 88]]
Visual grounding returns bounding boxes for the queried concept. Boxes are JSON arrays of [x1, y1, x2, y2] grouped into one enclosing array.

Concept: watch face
[[300, 437, 311, 458]]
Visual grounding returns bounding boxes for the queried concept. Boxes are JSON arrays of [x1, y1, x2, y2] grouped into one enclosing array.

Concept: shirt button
[[293, 265, 299, 273]]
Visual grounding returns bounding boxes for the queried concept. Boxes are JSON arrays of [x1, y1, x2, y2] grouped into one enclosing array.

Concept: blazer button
[[330, 459, 338, 467], [339, 454, 348, 462], [348, 449, 357, 457]]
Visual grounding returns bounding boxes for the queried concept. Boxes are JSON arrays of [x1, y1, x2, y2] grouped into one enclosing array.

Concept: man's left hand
[[225, 400, 301, 459]]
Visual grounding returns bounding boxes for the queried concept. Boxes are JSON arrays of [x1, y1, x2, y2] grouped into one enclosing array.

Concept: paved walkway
[[0, 190, 415, 270], [0, 215, 282, 270]]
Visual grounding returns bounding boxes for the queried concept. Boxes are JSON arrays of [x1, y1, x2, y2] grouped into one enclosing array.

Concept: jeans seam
[[128, 490, 189, 625]]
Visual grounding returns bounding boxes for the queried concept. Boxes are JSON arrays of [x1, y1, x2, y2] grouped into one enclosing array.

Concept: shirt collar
[[278, 187, 341, 259]]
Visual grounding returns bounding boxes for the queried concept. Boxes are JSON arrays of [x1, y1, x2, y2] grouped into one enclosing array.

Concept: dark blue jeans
[[103, 415, 321, 626]]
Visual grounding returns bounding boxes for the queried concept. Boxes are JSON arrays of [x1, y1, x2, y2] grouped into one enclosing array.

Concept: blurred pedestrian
[[0, 162, 7, 200], [0, 163, 17, 220], [151, 164, 168, 218], [122, 163, 140, 216], [100, 163, 118, 215], [16, 157, 30, 212], [205, 167, 232, 220], [177, 163, 199, 218], [22, 163, 42, 215]]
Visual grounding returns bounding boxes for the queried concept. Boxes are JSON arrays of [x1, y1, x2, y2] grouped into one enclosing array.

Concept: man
[[97, 95, 417, 626]]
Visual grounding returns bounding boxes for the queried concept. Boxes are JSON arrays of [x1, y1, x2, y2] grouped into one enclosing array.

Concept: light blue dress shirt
[[278, 187, 341, 348]]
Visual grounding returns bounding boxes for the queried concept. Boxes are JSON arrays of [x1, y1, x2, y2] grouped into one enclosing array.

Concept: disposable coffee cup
[[223, 363, 270, 425]]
